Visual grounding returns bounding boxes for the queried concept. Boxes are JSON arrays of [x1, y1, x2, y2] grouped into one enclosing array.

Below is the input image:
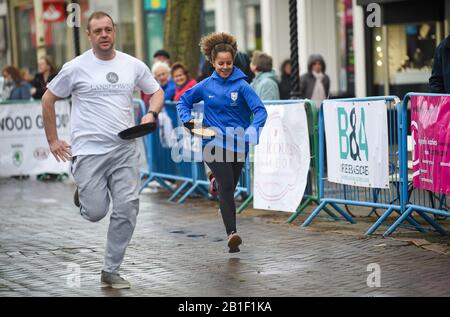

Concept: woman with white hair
[[142, 61, 176, 106]]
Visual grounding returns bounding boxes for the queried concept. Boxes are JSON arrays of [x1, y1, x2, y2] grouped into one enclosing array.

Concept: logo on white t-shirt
[[106, 72, 119, 84]]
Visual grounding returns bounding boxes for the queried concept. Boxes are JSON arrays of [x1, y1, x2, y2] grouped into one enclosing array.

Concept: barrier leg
[[365, 207, 395, 236], [383, 207, 414, 237], [140, 171, 149, 181], [234, 189, 244, 199], [302, 201, 327, 227], [168, 181, 191, 202], [237, 195, 253, 214], [394, 210, 426, 233], [139, 176, 155, 194], [177, 183, 199, 204], [330, 202, 356, 224], [196, 185, 209, 197], [287, 197, 314, 223], [415, 210, 448, 235], [322, 205, 340, 220], [155, 177, 175, 193]]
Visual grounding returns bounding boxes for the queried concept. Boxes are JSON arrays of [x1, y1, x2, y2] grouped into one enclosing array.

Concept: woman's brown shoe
[[227, 232, 242, 253]]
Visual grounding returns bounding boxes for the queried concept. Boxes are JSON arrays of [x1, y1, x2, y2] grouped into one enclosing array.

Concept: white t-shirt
[[47, 49, 160, 156]]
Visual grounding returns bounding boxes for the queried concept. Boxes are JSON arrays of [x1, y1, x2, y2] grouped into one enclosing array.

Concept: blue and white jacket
[[177, 67, 267, 153]]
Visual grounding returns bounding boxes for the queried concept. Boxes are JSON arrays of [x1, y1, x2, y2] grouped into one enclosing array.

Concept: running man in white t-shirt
[[42, 12, 164, 289]]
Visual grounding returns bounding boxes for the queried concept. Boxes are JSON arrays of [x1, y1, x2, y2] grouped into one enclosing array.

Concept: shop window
[[145, 12, 164, 64], [79, 0, 136, 57], [373, 23, 440, 87], [231, 0, 261, 54], [244, 4, 262, 52], [15, 5, 36, 73], [204, 0, 215, 35], [14, 1, 70, 73]]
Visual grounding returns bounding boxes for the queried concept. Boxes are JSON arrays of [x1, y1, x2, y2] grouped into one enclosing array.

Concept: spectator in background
[[251, 53, 280, 100], [153, 49, 171, 65], [2, 65, 31, 100], [141, 61, 176, 107], [250, 50, 262, 75], [279, 59, 292, 100], [171, 62, 197, 101], [152, 62, 176, 101], [299, 54, 330, 107], [429, 35, 450, 93], [31, 56, 57, 100], [20, 67, 34, 87], [19, 67, 33, 95]]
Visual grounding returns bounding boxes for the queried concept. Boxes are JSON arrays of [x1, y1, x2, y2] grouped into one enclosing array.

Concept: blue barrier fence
[[133, 99, 151, 181], [136, 95, 449, 236], [235, 100, 336, 222], [301, 96, 428, 235], [381, 93, 450, 236]]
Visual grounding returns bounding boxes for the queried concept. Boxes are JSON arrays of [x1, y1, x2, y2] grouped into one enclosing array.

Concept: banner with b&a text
[[411, 95, 450, 195], [323, 100, 389, 189]]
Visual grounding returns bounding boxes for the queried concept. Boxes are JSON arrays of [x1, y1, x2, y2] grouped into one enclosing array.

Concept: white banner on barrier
[[323, 100, 389, 189], [254, 103, 310, 213], [0, 101, 71, 177]]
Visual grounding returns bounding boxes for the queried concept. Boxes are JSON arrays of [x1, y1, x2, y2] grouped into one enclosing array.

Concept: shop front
[[358, 0, 450, 98], [7, 0, 140, 73]]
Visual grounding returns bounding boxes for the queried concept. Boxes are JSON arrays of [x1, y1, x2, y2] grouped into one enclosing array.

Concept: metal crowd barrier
[[139, 101, 251, 204], [301, 96, 426, 235], [139, 102, 194, 198], [381, 93, 450, 236], [236, 100, 338, 221]]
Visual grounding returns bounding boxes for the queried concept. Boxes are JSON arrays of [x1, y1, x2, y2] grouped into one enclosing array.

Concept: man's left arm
[[142, 88, 164, 124]]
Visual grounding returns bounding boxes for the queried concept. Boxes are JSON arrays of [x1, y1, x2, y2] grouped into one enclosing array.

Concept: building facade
[[212, 0, 360, 97], [3, 0, 450, 99], [358, 0, 450, 98], [4, 0, 144, 73]]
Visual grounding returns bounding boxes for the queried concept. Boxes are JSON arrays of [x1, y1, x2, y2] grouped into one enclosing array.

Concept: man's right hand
[[49, 139, 72, 162]]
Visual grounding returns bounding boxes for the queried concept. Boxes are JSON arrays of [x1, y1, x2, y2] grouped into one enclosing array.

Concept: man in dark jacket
[[429, 36, 450, 93]]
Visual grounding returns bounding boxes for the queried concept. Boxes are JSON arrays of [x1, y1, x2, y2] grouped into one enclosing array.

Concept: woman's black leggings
[[205, 149, 247, 236]]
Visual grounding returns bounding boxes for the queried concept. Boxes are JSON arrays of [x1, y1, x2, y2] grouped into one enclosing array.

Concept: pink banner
[[411, 96, 450, 195]]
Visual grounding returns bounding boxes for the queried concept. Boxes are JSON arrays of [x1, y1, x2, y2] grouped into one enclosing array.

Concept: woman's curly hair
[[199, 32, 238, 63]]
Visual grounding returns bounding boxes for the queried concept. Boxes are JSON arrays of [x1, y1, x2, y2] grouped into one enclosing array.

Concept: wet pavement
[[1, 178, 450, 297]]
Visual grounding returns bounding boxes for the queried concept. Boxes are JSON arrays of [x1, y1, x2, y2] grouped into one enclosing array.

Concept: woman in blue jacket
[[177, 32, 267, 253]]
